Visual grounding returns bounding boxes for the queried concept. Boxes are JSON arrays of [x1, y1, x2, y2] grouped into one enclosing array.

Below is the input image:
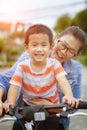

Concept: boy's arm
[[57, 75, 79, 107], [58, 75, 73, 97], [7, 85, 19, 105], [4, 85, 19, 113]]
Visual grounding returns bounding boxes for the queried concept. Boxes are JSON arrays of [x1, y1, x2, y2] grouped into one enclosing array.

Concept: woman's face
[[52, 34, 81, 64]]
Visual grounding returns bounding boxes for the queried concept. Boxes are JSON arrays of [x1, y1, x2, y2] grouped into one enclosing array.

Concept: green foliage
[[0, 38, 6, 53], [7, 48, 22, 55], [75, 55, 87, 66], [53, 8, 87, 34], [81, 42, 87, 55], [6, 48, 23, 62], [6, 61, 16, 67], [0, 61, 16, 67], [71, 8, 87, 32], [54, 14, 71, 34]]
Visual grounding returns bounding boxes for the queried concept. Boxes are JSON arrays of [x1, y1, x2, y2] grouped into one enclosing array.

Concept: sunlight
[[1, 0, 19, 14], [0, 0, 25, 23], [0, 0, 86, 27]]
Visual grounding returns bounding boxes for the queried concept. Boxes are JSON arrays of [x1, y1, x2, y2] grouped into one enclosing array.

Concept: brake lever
[[15, 107, 24, 119], [9, 105, 15, 116], [9, 105, 23, 119]]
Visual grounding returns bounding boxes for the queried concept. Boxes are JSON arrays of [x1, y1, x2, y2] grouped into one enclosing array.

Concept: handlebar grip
[[78, 101, 87, 109]]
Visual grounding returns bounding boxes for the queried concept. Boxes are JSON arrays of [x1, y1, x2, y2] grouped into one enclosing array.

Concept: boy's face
[[27, 33, 51, 63], [52, 34, 81, 64]]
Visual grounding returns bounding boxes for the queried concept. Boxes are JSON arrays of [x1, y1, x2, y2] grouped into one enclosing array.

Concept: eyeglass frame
[[56, 39, 78, 56]]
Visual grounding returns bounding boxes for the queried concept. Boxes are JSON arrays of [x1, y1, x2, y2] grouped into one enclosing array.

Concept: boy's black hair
[[25, 24, 53, 46], [60, 26, 86, 52]]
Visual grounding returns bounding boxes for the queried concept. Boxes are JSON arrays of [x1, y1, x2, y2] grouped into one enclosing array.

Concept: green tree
[[0, 38, 6, 53], [70, 8, 87, 57], [54, 14, 71, 34], [71, 8, 87, 32]]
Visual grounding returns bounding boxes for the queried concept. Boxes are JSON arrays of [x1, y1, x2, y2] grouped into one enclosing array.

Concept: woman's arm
[[0, 88, 4, 116], [0, 51, 29, 101]]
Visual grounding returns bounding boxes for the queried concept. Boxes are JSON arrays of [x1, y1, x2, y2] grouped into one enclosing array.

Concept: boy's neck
[[30, 60, 47, 72]]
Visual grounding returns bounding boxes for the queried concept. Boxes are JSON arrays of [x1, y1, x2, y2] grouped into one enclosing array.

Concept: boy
[[4, 24, 78, 110], [3, 24, 79, 130]]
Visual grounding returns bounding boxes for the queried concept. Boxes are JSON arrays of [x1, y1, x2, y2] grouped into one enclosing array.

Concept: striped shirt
[[10, 58, 66, 104]]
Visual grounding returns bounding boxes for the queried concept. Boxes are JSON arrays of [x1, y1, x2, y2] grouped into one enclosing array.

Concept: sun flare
[[0, 0, 25, 23], [1, 0, 20, 14]]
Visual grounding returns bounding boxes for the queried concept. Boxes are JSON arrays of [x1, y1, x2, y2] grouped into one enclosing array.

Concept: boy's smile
[[34, 53, 44, 59]]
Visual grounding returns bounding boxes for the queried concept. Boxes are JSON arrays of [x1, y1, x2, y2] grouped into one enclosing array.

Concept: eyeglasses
[[56, 40, 77, 56]]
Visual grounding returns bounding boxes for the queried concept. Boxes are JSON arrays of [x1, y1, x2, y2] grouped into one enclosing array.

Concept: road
[[69, 65, 87, 130], [0, 65, 87, 130]]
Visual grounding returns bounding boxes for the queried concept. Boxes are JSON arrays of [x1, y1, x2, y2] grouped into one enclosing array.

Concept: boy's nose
[[36, 45, 42, 51]]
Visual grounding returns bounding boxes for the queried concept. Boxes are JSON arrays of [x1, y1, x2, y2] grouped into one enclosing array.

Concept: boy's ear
[[24, 44, 28, 49], [50, 44, 53, 50]]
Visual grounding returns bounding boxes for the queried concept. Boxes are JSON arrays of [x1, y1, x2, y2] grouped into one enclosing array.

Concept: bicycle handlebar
[[8, 101, 87, 121], [77, 101, 87, 109], [43, 101, 87, 110], [0, 101, 87, 122]]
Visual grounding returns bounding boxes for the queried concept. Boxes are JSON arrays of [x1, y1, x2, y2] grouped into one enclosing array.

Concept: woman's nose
[[60, 49, 68, 56]]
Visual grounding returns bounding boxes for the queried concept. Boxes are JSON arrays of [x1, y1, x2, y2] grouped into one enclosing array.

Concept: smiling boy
[[3, 24, 79, 130]]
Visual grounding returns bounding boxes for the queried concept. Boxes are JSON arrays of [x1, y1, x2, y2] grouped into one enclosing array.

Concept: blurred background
[[0, 1, 87, 130], [0, 0, 87, 67]]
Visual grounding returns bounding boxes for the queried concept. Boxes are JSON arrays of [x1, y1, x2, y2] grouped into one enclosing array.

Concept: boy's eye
[[42, 42, 47, 46], [42, 44, 47, 46], [33, 44, 37, 46], [32, 43, 37, 46]]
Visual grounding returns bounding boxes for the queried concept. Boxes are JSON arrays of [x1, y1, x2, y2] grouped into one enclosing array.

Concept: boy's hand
[[3, 102, 14, 113], [62, 96, 79, 108]]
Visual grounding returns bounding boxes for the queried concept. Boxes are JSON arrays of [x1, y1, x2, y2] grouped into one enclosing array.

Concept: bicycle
[[0, 101, 87, 130]]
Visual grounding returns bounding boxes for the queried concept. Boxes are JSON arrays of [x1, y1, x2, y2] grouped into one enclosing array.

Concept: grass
[[0, 61, 16, 67]]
